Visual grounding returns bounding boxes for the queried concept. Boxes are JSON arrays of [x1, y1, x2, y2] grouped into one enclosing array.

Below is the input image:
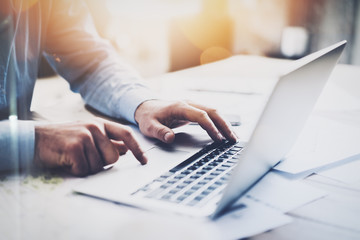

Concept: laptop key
[[184, 189, 196, 196], [190, 174, 201, 179], [208, 185, 217, 191], [161, 194, 172, 200], [187, 200, 199, 207], [191, 185, 201, 191], [209, 162, 220, 167], [194, 196, 204, 202], [176, 183, 187, 189], [167, 180, 177, 184], [210, 171, 220, 176], [181, 170, 192, 175], [204, 176, 215, 181], [174, 174, 186, 179], [198, 180, 208, 185], [169, 189, 180, 194], [201, 190, 212, 196], [145, 187, 165, 198], [203, 166, 213, 171], [160, 183, 171, 189], [177, 195, 188, 202], [183, 179, 194, 184]]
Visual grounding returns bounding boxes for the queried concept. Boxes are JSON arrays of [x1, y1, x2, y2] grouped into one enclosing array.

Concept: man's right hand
[[34, 119, 147, 176]]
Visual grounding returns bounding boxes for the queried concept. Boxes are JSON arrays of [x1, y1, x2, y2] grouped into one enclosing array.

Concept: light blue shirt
[[0, 0, 156, 171]]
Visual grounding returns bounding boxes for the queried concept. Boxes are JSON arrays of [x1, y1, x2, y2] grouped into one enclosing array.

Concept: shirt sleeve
[[0, 120, 35, 172], [42, 0, 156, 124]]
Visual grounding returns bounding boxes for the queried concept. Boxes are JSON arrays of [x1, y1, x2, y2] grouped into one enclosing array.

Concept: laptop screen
[[213, 41, 346, 218]]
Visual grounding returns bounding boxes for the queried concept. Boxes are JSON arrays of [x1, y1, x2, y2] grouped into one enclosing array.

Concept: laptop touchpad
[[144, 146, 191, 171]]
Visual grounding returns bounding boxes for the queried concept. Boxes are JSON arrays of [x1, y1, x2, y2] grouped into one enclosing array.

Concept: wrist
[[134, 99, 156, 125]]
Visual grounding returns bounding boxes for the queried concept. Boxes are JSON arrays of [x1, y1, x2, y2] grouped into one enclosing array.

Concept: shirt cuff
[[116, 88, 157, 124], [0, 120, 35, 172]]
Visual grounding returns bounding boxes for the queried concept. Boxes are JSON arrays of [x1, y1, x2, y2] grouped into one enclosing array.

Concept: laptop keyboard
[[132, 140, 243, 207]]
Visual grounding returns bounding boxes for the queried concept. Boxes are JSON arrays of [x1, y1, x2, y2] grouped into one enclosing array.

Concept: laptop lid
[[212, 40, 346, 218]]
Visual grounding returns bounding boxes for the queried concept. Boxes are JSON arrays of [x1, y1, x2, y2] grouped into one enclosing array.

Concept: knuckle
[[156, 127, 167, 137], [72, 165, 88, 177], [144, 121, 157, 135], [70, 159, 89, 177], [121, 126, 134, 138], [84, 121, 102, 132], [144, 124, 153, 135], [78, 129, 92, 143], [66, 139, 83, 152], [175, 100, 188, 109], [207, 108, 218, 116], [198, 110, 209, 120], [91, 162, 104, 174], [108, 154, 118, 164], [166, 100, 185, 111], [65, 131, 91, 152]]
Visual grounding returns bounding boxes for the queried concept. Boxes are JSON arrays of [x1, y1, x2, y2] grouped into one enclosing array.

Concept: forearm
[[43, 0, 157, 123], [79, 60, 157, 124]]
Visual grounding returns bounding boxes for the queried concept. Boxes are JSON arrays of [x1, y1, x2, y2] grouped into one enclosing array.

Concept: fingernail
[[217, 133, 223, 141], [141, 153, 148, 165], [231, 132, 238, 141], [164, 132, 172, 143]]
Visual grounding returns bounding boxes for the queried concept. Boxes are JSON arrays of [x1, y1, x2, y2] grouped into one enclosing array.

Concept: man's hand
[[134, 100, 237, 144], [34, 119, 147, 176]]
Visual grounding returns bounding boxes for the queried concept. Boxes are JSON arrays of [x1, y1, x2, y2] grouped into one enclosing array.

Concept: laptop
[[74, 41, 346, 219]]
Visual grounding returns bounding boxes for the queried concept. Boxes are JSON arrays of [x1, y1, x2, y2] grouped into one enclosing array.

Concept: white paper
[[275, 114, 360, 175], [213, 197, 292, 240], [245, 171, 327, 213], [204, 170, 329, 240], [290, 179, 360, 233], [318, 158, 360, 184]]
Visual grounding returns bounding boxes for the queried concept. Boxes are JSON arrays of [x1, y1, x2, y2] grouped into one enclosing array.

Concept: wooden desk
[[1, 55, 360, 240]]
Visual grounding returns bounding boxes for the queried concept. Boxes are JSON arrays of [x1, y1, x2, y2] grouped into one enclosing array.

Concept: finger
[[104, 121, 148, 165], [87, 123, 120, 166], [65, 146, 90, 177], [173, 104, 223, 142], [189, 102, 237, 142], [111, 140, 128, 155], [143, 119, 175, 144], [168, 119, 190, 129], [82, 132, 106, 174], [210, 113, 237, 142]]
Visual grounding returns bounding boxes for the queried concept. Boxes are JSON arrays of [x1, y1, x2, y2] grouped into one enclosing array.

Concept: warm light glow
[[172, 0, 233, 69], [12, 0, 39, 12], [200, 46, 232, 65], [176, 14, 233, 52]]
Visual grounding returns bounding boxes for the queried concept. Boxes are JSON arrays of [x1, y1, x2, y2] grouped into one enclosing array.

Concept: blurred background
[[40, 0, 360, 78]]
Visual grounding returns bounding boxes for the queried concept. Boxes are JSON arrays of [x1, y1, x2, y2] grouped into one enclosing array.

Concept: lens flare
[[200, 46, 231, 65]]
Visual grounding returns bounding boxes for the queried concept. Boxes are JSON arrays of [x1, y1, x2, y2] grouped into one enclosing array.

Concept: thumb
[[149, 120, 175, 144]]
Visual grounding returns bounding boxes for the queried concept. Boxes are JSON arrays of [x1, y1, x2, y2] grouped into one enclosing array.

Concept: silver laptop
[[74, 41, 346, 219]]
